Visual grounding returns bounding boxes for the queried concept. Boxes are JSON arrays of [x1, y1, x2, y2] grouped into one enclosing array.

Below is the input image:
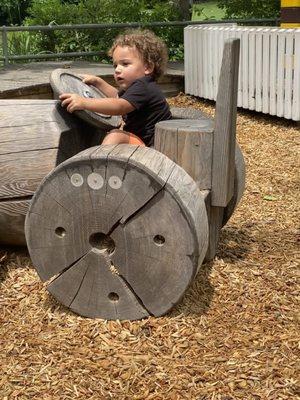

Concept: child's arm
[[59, 93, 135, 115], [81, 74, 118, 98]]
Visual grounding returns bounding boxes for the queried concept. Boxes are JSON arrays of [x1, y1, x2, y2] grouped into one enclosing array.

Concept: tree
[[217, 0, 280, 19], [24, 0, 185, 60], [176, 0, 192, 20], [0, 0, 31, 25]]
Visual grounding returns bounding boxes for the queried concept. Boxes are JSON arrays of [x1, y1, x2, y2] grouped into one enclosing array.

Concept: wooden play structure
[[0, 38, 245, 320]]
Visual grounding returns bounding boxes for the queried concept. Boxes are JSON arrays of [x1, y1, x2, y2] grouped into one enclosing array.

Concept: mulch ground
[[0, 94, 299, 399]]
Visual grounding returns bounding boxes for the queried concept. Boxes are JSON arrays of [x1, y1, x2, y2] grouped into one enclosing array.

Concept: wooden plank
[[0, 99, 56, 106], [204, 204, 224, 262], [242, 28, 249, 109], [0, 99, 96, 156], [218, 28, 225, 94], [222, 144, 246, 226], [262, 28, 271, 114], [277, 33, 286, 117], [199, 27, 205, 97], [184, 26, 192, 94], [211, 38, 240, 207], [0, 122, 64, 154], [207, 27, 214, 100], [0, 199, 30, 245], [191, 26, 198, 97], [284, 32, 294, 119], [248, 29, 256, 111], [0, 102, 59, 128], [203, 27, 209, 99], [255, 29, 263, 112], [235, 28, 243, 107], [212, 27, 219, 99], [292, 31, 300, 121], [0, 149, 61, 199], [269, 30, 279, 115]]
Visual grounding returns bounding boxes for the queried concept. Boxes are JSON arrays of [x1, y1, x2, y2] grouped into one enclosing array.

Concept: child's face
[[112, 45, 153, 90]]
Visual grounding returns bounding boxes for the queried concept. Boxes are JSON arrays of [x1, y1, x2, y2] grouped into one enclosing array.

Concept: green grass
[[192, 1, 226, 21]]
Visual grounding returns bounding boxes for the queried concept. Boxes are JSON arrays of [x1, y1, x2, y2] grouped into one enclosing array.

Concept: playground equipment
[[50, 69, 122, 129], [1, 38, 245, 319]]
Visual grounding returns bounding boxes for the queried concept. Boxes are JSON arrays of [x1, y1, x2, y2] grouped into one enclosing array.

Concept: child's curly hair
[[109, 29, 168, 81]]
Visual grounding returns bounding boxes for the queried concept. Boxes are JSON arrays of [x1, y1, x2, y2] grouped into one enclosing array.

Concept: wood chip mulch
[[0, 94, 299, 399]]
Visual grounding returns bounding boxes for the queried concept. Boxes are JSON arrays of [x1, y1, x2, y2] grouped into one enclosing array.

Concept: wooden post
[[156, 39, 242, 261], [211, 38, 240, 208]]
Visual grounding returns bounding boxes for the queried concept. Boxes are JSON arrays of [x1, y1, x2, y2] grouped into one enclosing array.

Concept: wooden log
[[154, 119, 214, 189], [25, 145, 209, 320], [0, 99, 105, 246]]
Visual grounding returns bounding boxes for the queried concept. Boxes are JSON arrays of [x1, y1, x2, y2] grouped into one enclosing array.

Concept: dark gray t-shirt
[[119, 76, 172, 146]]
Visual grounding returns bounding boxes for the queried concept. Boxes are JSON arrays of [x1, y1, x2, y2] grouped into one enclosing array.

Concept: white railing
[[184, 25, 300, 121]]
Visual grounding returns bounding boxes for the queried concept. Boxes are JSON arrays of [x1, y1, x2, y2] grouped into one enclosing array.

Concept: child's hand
[[81, 74, 100, 86], [59, 93, 86, 113]]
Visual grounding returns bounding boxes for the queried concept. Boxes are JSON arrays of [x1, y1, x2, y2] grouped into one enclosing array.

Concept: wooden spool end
[[0, 99, 104, 246], [25, 145, 209, 320]]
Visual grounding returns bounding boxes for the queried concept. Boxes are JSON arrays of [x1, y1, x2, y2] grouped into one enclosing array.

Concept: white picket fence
[[184, 25, 300, 121]]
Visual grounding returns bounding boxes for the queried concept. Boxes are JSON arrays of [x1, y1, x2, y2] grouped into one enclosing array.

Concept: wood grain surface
[[25, 145, 209, 320], [154, 119, 214, 189], [211, 39, 240, 207], [0, 99, 106, 245]]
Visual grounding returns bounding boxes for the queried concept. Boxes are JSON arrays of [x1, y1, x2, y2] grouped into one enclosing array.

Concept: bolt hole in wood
[[153, 234, 165, 246], [89, 232, 116, 254], [55, 227, 66, 238], [108, 292, 119, 302]]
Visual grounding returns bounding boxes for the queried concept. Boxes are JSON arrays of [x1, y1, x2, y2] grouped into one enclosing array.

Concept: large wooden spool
[[25, 144, 209, 319], [0, 99, 105, 245]]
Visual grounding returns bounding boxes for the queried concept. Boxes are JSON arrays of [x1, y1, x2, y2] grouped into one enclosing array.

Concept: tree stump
[[25, 144, 209, 320], [50, 69, 122, 129], [0, 99, 104, 246]]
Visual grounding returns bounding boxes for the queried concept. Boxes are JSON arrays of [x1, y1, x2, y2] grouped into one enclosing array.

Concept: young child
[[60, 29, 172, 147]]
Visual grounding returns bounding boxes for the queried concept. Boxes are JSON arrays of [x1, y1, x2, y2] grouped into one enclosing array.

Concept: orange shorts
[[127, 132, 145, 146], [102, 129, 146, 146]]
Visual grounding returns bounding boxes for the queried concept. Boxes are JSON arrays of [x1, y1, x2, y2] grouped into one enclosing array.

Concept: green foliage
[[0, 0, 31, 25], [217, 0, 280, 19], [21, 0, 184, 61], [192, 1, 226, 21], [7, 31, 40, 56]]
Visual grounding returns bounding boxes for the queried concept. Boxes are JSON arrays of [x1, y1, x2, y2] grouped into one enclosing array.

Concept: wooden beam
[[211, 38, 240, 207]]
